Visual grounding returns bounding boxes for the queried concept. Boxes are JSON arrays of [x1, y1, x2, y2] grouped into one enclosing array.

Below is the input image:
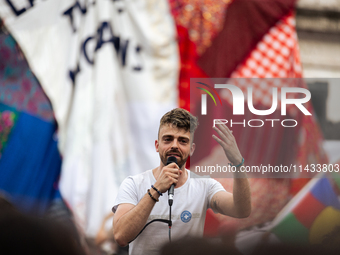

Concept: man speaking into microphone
[[112, 108, 251, 255]]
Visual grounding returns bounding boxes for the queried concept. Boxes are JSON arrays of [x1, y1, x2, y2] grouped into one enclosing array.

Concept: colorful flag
[[170, 0, 328, 234], [0, 32, 62, 215], [270, 174, 340, 245]]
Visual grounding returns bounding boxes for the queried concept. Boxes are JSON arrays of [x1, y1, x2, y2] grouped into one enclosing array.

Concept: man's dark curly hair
[[158, 108, 198, 140]]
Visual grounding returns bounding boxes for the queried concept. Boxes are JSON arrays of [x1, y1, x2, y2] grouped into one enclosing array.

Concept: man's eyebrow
[[162, 135, 174, 138], [179, 137, 189, 141], [162, 135, 189, 140]]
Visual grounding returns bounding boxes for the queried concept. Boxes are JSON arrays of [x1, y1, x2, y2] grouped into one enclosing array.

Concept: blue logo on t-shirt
[[181, 210, 192, 223]]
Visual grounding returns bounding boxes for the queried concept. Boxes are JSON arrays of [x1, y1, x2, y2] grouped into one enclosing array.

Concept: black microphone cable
[[169, 202, 172, 242], [128, 205, 173, 244], [128, 218, 171, 243]]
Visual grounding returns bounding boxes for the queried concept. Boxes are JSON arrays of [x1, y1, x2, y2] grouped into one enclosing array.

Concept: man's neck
[[152, 165, 188, 188]]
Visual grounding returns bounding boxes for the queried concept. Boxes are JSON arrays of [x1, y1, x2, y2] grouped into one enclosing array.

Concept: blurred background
[[0, 0, 339, 254]]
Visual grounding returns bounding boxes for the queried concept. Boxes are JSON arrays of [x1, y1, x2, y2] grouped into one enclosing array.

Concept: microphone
[[166, 156, 177, 206]]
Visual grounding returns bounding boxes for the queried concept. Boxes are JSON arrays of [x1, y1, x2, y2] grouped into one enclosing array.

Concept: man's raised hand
[[212, 123, 243, 166]]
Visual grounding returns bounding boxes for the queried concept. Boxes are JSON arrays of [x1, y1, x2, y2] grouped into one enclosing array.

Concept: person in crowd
[[0, 193, 86, 255]]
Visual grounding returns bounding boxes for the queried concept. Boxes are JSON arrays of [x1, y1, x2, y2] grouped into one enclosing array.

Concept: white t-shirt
[[112, 169, 226, 255]]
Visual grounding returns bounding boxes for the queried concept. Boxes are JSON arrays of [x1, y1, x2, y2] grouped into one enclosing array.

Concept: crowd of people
[[1, 192, 340, 255]]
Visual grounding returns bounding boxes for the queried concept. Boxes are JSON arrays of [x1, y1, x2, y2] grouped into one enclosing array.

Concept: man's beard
[[160, 153, 188, 169]]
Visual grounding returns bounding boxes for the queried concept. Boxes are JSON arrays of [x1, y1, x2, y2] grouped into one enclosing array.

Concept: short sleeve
[[206, 179, 226, 211], [112, 176, 138, 213]]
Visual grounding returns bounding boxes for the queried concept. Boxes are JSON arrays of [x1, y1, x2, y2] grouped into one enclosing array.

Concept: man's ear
[[155, 140, 159, 152], [190, 143, 196, 156]]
